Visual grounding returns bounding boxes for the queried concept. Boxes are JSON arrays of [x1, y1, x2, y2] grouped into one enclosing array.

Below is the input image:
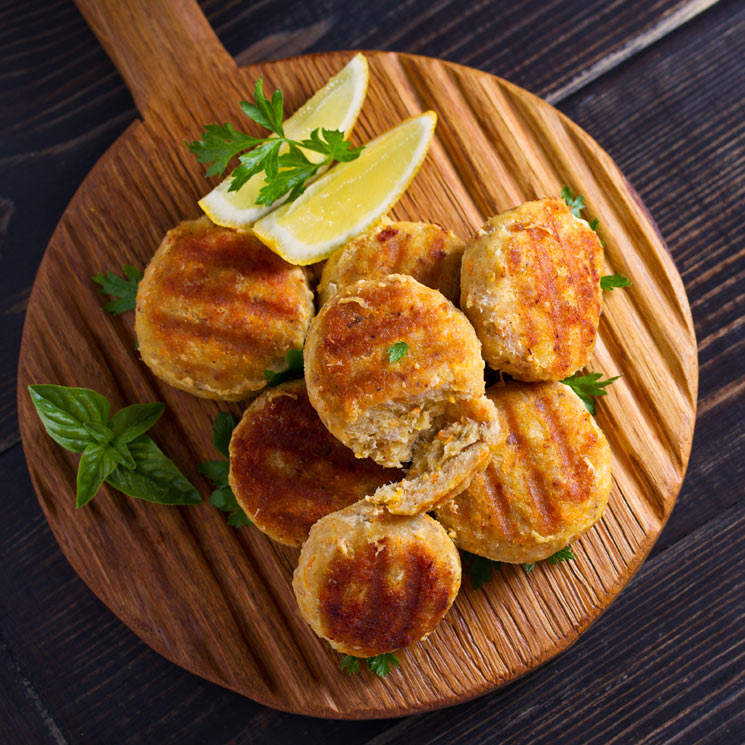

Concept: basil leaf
[[105, 435, 201, 505], [198, 460, 230, 485], [76, 444, 119, 508], [83, 421, 114, 445], [28, 385, 110, 453], [110, 440, 136, 469], [212, 413, 236, 458], [110, 402, 165, 445]]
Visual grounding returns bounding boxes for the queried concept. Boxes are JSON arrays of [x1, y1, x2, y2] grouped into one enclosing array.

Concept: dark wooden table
[[2, 0, 744, 742]]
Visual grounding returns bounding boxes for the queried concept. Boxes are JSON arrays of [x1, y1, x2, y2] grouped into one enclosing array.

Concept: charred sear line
[[480, 461, 518, 539], [501, 401, 560, 532], [319, 541, 448, 652], [534, 392, 593, 503], [149, 311, 277, 356]]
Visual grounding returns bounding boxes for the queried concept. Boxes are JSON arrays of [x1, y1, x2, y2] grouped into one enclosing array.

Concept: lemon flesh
[[252, 112, 437, 265], [199, 53, 369, 229]]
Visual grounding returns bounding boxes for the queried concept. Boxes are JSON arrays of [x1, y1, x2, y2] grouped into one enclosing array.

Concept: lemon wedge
[[252, 111, 437, 265], [199, 53, 369, 229]]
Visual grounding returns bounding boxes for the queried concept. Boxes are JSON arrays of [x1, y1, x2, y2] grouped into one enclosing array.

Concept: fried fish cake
[[136, 217, 314, 400], [304, 274, 488, 469], [461, 198, 604, 381], [318, 219, 465, 305], [229, 380, 403, 547], [435, 381, 612, 563], [293, 500, 461, 657]]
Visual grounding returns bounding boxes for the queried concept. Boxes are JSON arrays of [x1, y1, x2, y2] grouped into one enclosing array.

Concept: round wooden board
[[17, 0, 697, 720]]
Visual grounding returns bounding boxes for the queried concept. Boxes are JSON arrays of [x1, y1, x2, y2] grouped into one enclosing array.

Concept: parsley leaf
[[367, 653, 400, 678], [600, 274, 632, 290], [560, 185, 585, 218], [387, 341, 409, 364], [462, 551, 501, 590], [300, 128, 363, 162], [560, 371, 620, 415], [199, 412, 251, 527], [212, 412, 236, 458], [240, 77, 285, 137], [263, 349, 304, 387], [547, 545, 575, 564], [187, 78, 364, 207], [339, 655, 360, 675], [561, 185, 605, 246], [523, 562, 535, 575], [186, 123, 265, 178], [93, 265, 142, 315]]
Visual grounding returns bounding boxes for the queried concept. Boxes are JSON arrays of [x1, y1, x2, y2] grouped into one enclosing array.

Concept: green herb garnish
[[187, 77, 364, 206], [561, 371, 620, 415], [92, 265, 142, 314], [339, 652, 400, 678], [547, 545, 575, 564], [199, 412, 252, 527], [387, 341, 409, 364], [263, 349, 304, 387], [462, 551, 502, 590], [524, 546, 576, 575], [600, 274, 632, 290], [339, 655, 360, 675], [560, 185, 585, 218], [28, 385, 200, 508], [561, 185, 611, 248]]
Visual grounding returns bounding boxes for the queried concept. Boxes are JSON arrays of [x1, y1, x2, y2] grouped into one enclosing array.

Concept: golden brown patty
[[135, 217, 314, 400], [461, 198, 603, 381], [304, 274, 487, 468], [435, 381, 612, 563], [293, 501, 461, 656], [318, 219, 465, 305], [229, 380, 403, 547]]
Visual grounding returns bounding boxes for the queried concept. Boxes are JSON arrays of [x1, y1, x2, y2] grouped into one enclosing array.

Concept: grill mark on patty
[[320, 539, 451, 653], [501, 401, 560, 532], [505, 235, 538, 354], [525, 224, 572, 373], [175, 229, 293, 277], [231, 387, 402, 544], [478, 461, 518, 539], [149, 310, 280, 358], [156, 270, 302, 320], [534, 392, 594, 503]]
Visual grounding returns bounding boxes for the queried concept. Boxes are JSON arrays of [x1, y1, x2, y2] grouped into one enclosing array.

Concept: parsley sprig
[[187, 78, 364, 206], [561, 185, 585, 219], [263, 349, 304, 387], [524, 546, 575, 575], [198, 412, 251, 527], [561, 185, 631, 289], [600, 274, 632, 290], [93, 265, 142, 314], [561, 371, 620, 415], [462, 551, 501, 590], [340, 653, 400, 678]]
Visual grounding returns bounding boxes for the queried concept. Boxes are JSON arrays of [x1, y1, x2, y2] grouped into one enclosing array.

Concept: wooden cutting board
[[16, 0, 698, 719]]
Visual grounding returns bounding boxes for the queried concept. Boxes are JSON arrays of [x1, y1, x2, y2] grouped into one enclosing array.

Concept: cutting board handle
[[75, 0, 236, 119]]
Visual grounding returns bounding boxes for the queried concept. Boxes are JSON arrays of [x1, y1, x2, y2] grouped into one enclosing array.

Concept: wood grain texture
[[15, 0, 697, 720]]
